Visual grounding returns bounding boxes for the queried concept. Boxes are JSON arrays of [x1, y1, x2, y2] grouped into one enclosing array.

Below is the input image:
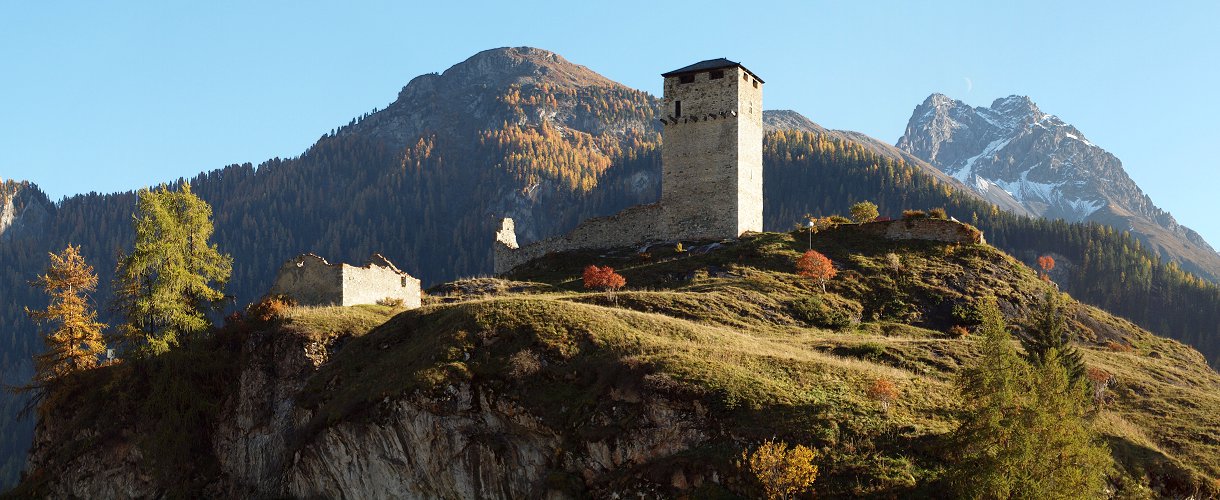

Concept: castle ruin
[[269, 253, 422, 308], [494, 58, 764, 274]]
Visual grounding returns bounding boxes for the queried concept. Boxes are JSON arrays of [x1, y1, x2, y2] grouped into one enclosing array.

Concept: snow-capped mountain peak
[[899, 94, 1126, 220], [898, 93, 1220, 280]]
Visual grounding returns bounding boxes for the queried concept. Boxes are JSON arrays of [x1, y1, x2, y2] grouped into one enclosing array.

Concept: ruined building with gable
[[494, 58, 765, 273], [269, 253, 422, 308]]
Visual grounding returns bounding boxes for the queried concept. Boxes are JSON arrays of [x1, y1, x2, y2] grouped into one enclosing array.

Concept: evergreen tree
[[953, 296, 1030, 498], [25, 245, 106, 388], [953, 296, 1110, 499], [1017, 348, 1111, 497], [112, 183, 232, 357], [1024, 290, 1085, 381]]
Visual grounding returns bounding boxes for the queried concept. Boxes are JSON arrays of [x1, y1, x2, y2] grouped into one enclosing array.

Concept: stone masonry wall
[[269, 255, 344, 306], [661, 66, 763, 241], [495, 204, 665, 273], [735, 68, 764, 235], [857, 218, 986, 245], [269, 254, 421, 308], [340, 257, 422, 308]]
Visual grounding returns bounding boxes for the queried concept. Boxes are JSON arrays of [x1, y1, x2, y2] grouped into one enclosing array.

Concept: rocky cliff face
[[24, 320, 725, 499], [0, 180, 51, 244], [897, 94, 1220, 280]]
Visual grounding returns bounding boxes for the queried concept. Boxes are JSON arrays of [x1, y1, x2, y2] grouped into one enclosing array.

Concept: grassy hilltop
[[306, 224, 1220, 496], [16, 224, 1220, 498]]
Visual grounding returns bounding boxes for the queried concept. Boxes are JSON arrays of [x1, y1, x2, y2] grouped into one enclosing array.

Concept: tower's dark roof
[[662, 58, 764, 83]]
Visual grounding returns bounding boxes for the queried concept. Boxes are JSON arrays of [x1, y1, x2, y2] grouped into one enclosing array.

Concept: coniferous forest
[[0, 118, 1218, 487], [764, 130, 1220, 365]]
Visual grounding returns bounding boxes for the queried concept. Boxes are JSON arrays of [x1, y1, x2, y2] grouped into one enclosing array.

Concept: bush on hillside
[[376, 297, 405, 308], [791, 294, 862, 329], [849, 201, 880, 224], [248, 294, 296, 323]]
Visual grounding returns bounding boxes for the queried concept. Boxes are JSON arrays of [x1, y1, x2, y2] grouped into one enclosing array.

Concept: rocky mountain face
[[0, 180, 51, 244], [347, 47, 641, 149], [898, 94, 1220, 280]]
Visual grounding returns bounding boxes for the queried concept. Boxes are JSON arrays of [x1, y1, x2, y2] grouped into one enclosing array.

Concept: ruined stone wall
[[494, 203, 665, 274], [858, 218, 986, 245], [269, 254, 422, 308], [269, 255, 344, 306], [341, 261, 422, 308]]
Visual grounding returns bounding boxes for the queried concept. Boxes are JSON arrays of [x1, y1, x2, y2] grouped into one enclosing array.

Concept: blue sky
[[2, 1, 1218, 247]]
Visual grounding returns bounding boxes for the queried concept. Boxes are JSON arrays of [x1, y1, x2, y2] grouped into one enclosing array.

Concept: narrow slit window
[[675, 100, 681, 117], [709, 70, 724, 79], [743, 73, 749, 81], [752, 79, 759, 89], [679, 74, 694, 84]]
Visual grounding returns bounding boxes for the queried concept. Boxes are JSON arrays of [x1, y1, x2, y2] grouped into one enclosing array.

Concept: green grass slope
[[14, 225, 1218, 498], [303, 226, 1218, 497]]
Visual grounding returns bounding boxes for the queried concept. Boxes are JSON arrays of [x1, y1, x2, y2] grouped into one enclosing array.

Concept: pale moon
[[964, 77, 974, 92]]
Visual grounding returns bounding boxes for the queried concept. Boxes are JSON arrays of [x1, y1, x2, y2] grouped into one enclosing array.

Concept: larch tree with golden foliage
[[26, 245, 107, 387], [796, 250, 836, 293], [113, 183, 232, 358], [742, 439, 819, 500]]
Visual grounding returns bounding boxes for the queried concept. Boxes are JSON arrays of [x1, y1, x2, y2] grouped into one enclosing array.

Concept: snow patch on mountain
[[949, 137, 1011, 183]]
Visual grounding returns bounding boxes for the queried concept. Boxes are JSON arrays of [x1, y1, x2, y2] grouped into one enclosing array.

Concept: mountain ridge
[[897, 93, 1220, 280]]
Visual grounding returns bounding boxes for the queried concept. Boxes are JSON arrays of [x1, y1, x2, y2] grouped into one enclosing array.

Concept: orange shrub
[[582, 265, 626, 292], [1038, 255, 1056, 282], [248, 294, 296, 323], [796, 250, 836, 293], [867, 377, 900, 413]]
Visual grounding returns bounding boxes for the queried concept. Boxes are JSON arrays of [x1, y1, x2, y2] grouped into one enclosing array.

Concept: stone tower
[[660, 58, 764, 240]]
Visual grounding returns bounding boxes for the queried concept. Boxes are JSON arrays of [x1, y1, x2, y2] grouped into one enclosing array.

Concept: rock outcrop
[[24, 320, 723, 499], [0, 180, 51, 244]]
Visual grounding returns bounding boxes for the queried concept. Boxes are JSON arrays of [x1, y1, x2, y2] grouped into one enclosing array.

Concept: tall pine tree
[[952, 296, 1030, 498], [953, 296, 1109, 498], [1024, 290, 1086, 382]]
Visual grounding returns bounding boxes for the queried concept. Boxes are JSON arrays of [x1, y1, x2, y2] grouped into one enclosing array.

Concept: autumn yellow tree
[[26, 245, 107, 387], [743, 439, 819, 499]]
